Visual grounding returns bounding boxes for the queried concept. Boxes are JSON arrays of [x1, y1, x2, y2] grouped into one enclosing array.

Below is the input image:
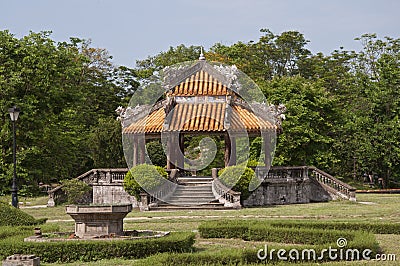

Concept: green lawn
[[18, 193, 400, 265]]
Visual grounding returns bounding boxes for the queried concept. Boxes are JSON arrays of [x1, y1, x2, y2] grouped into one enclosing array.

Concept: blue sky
[[1, 0, 399, 67]]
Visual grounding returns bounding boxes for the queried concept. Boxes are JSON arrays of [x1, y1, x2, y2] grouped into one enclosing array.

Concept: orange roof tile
[[123, 108, 165, 134], [168, 70, 229, 96], [231, 105, 275, 132], [123, 103, 276, 134], [166, 102, 226, 132]]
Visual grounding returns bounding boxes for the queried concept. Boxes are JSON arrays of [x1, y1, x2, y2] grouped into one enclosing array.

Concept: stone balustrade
[[211, 168, 241, 209]]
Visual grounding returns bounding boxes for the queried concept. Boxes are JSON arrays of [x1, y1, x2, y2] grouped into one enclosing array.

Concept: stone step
[[159, 200, 222, 206], [169, 194, 215, 200], [174, 185, 212, 191], [166, 202, 218, 206], [179, 182, 212, 186], [171, 192, 215, 197], [149, 204, 230, 211], [177, 176, 213, 185]]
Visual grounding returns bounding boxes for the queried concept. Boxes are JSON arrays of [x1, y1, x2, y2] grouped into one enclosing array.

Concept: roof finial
[[199, 46, 206, 60]]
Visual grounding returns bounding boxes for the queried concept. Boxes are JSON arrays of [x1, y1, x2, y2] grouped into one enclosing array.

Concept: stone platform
[[65, 204, 132, 238]]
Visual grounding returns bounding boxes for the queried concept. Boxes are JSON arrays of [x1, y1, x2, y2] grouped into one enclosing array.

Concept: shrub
[[0, 202, 46, 226], [267, 220, 400, 234], [0, 231, 195, 263], [124, 164, 168, 200], [246, 225, 355, 245], [198, 220, 250, 239], [137, 249, 245, 266], [198, 220, 381, 263], [218, 166, 255, 199], [61, 179, 92, 204]]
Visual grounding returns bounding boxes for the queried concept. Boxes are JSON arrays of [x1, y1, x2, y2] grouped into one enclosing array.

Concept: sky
[[1, 0, 399, 68]]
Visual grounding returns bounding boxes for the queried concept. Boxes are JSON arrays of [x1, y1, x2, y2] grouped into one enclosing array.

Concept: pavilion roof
[[167, 70, 229, 96], [123, 102, 275, 134], [122, 60, 276, 135]]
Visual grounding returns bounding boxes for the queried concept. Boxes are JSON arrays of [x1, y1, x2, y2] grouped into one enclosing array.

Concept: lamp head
[[8, 106, 20, 121]]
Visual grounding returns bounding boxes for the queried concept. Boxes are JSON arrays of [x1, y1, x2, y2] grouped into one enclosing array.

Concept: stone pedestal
[[2, 254, 40, 266], [65, 204, 132, 239]]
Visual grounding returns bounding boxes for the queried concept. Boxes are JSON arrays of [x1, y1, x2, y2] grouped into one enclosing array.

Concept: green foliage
[[146, 140, 166, 167], [87, 117, 125, 168], [262, 76, 339, 169], [136, 249, 245, 266], [1, 28, 399, 195], [198, 220, 381, 262], [199, 219, 400, 239], [0, 231, 195, 263], [218, 166, 255, 200], [0, 30, 137, 196], [60, 179, 92, 204], [123, 164, 168, 200], [0, 202, 46, 226], [184, 135, 225, 176], [267, 220, 400, 234]]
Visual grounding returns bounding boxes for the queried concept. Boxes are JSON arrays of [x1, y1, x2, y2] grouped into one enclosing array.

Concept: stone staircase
[[150, 176, 228, 210]]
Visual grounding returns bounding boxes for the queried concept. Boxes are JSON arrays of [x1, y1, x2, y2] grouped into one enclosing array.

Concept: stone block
[[2, 254, 40, 266]]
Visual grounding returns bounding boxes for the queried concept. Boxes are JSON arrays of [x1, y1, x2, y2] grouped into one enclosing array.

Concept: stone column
[[230, 135, 236, 166], [138, 137, 145, 164], [178, 133, 185, 170], [166, 133, 176, 170], [263, 132, 272, 168], [132, 135, 138, 167], [224, 134, 231, 167]]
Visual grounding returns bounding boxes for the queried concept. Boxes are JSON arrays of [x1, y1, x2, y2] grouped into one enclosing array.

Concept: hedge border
[[0, 231, 195, 263], [198, 220, 381, 263]]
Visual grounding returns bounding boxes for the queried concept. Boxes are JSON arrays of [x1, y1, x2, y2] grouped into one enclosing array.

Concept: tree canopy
[[0, 29, 399, 195]]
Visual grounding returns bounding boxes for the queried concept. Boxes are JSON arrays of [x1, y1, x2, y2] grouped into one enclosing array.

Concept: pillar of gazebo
[[166, 132, 183, 170], [166, 133, 173, 170], [224, 134, 236, 167], [138, 137, 145, 164], [132, 135, 138, 167], [262, 132, 272, 168], [178, 133, 185, 169], [132, 135, 146, 166]]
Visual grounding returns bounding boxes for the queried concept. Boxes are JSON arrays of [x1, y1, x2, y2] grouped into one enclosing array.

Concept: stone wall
[[309, 177, 333, 202], [243, 177, 332, 206], [92, 183, 139, 207]]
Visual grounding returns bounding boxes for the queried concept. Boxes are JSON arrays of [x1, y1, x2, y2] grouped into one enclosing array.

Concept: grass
[[18, 193, 400, 265]]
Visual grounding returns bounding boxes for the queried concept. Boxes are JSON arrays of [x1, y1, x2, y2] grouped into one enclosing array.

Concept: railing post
[[106, 170, 112, 183], [211, 168, 218, 179], [47, 192, 55, 207], [349, 189, 356, 202], [303, 166, 309, 180], [139, 192, 149, 211]]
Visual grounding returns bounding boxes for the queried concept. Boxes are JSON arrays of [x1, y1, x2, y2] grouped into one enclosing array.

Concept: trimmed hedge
[[199, 219, 400, 238], [135, 231, 379, 265], [246, 225, 355, 245], [0, 226, 32, 240], [199, 220, 355, 245], [0, 202, 46, 226], [198, 220, 381, 263], [267, 220, 400, 234], [124, 164, 168, 200], [135, 249, 245, 266], [218, 166, 255, 200], [0, 231, 195, 263]]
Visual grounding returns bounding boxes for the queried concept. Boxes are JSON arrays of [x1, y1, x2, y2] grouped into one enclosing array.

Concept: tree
[[262, 76, 339, 169], [333, 34, 400, 186], [0, 31, 134, 195], [209, 29, 311, 82]]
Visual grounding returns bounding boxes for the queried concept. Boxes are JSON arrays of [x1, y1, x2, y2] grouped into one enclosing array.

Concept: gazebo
[[48, 56, 355, 209], [122, 56, 278, 172]]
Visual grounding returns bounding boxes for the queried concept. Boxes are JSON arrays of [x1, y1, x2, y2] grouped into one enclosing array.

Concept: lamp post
[[8, 106, 20, 208]]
